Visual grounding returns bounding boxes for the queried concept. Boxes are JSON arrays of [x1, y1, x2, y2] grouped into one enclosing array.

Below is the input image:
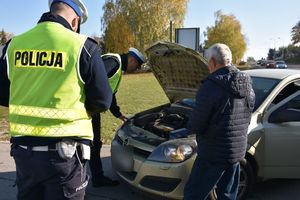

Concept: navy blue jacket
[[188, 66, 255, 164], [0, 13, 112, 146]]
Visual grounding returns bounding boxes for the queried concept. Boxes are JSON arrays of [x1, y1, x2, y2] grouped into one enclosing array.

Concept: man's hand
[[119, 115, 128, 122]]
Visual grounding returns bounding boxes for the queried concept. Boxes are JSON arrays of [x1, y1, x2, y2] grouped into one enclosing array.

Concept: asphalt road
[[0, 142, 152, 200], [1, 141, 300, 200], [250, 64, 300, 69]]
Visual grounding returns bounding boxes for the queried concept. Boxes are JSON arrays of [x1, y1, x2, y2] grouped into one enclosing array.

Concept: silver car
[[275, 60, 287, 69], [111, 42, 300, 200]]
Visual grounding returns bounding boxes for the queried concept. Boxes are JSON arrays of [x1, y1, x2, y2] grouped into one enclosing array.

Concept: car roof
[[244, 69, 300, 80]]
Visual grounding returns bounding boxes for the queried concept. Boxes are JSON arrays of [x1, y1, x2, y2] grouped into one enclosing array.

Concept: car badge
[[123, 138, 130, 146]]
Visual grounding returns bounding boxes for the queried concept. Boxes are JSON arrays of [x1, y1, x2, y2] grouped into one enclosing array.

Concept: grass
[[0, 73, 169, 143], [101, 73, 169, 143]]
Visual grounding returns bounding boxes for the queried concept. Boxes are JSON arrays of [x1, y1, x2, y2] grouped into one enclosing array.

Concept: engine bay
[[133, 104, 191, 139]]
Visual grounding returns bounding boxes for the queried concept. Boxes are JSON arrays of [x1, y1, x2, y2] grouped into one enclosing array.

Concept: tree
[[0, 29, 13, 45], [101, 0, 189, 53], [267, 48, 275, 60], [291, 20, 300, 45], [247, 57, 255, 63], [205, 11, 247, 64], [284, 44, 300, 64], [104, 13, 135, 53]]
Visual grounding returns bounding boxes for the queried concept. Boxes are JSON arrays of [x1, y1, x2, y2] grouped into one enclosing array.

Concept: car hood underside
[[145, 41, 209, 103]]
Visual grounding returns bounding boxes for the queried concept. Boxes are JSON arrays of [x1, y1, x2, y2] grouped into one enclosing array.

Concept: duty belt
[[18, 144, 57, 151]]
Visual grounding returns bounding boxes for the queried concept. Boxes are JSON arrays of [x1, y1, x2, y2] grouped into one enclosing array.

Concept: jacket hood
[[208, 66, 252, 98], [145, 41, 209, 102]]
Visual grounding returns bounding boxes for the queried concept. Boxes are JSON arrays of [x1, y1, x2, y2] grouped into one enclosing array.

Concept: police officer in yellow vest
[[89, 48, 145, 187], [0, 0, 112, 199]]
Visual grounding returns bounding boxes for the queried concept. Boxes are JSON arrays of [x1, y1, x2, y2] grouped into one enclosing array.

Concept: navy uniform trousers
[[11, 144, 89, 200], [89, 113, 104, 181]]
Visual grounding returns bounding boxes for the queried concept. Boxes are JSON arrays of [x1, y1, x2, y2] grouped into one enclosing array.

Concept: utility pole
[[170, 20, 173, 43], [278, 37, 284, 59]]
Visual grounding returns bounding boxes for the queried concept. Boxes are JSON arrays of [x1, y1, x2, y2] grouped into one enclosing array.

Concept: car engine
[[133, 106, 190, 139]]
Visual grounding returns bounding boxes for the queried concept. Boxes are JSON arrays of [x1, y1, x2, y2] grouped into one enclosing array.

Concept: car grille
[[119, 171, 137, 181], [116, 135, 152, 159], [133, 147, 151, 158], [140, 176, 181, 192]]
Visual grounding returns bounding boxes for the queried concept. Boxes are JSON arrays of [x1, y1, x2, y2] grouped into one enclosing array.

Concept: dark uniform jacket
[[0, 13, 112, 146], [188, 66, 255, 164]]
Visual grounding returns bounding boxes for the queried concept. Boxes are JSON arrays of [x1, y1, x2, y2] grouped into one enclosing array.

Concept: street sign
[[175, 28, 200, 51]]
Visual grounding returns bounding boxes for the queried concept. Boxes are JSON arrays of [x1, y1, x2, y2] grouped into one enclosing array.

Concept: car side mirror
[[269, 108, 300, 123]]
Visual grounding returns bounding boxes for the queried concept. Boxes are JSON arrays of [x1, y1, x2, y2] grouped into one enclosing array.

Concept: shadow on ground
[[0, 171, 16, 200], [86, 157, 154, 200]]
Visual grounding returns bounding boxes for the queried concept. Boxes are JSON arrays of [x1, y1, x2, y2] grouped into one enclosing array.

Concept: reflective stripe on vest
[[6, 22, 93, 140], [102, 53, 122, 93], [9, 105, 88, 120], [10, 120, 91, 139]]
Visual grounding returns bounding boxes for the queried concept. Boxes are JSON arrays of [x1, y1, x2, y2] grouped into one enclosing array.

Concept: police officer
[[0, 0, 112, 199], [90, 48, 145, 187]]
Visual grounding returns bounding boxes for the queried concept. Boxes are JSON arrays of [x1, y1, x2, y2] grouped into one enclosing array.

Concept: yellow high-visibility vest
[[6, 22, 93, 140], [102, 53, 122, 94]]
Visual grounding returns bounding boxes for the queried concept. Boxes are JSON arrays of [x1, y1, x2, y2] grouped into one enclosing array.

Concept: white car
[[111, 42, 300, 200]]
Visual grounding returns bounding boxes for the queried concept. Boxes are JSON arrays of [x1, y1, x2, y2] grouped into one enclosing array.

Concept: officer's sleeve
[[109, 93, 122, 118], [79, 38, 112, 114], [0, 43, 10, 107]]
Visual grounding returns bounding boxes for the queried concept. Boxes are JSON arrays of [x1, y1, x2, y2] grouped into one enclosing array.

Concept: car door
[[262, 90, 300, 178]]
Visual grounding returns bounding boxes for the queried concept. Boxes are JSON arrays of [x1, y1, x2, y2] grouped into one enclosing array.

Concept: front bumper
[[111, 136, 195, 200]]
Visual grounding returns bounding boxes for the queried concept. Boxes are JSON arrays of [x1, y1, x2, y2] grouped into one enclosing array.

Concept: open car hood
[[146, 41, 209, 102]]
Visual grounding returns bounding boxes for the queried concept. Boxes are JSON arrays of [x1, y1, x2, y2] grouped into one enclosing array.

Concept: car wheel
[[208, 160, 255, 200], [237, 160, 255, 200]]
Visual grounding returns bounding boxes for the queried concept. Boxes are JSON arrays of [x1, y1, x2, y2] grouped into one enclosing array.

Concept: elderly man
[[184, 43, 255, 200]]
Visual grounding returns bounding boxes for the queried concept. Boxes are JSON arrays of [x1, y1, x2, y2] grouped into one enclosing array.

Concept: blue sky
[[1, 0, 299, 59]]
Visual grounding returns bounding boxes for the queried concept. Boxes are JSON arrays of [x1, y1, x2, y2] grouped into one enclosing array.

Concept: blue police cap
[[128, 47, 146, 65], [49, 0, 88, 24]]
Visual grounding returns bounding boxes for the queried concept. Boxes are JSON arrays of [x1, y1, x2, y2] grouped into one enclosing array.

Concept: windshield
[[179, 77, 280, 111], [251, 76, 280, 110], [276, 61, 285, 64]]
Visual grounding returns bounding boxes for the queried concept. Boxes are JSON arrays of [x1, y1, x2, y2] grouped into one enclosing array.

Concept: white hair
[[206, 43, 232, 66]]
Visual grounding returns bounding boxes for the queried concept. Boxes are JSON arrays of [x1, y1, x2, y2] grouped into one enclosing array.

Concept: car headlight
[[148, 139, 197, 163]]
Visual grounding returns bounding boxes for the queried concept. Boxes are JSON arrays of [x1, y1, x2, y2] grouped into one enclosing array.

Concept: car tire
[[207, 160, 255, 200], [237, 160, 255, 200]]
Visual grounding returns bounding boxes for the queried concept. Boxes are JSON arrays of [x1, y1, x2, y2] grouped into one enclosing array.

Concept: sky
[[0, 0, 299, 60]]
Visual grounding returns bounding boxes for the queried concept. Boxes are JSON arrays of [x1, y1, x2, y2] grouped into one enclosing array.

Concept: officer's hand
[[119, 115, 128, 122]]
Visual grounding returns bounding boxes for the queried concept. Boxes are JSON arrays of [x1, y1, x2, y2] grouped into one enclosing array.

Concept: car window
[[286, 95, 300, 109], [269, 94, 300, 123], [272, 81, 300, 104], [251, 77, 280, 110]]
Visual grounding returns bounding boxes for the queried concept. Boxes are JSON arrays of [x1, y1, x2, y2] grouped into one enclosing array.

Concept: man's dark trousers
[[11, 144, 89, 200], [89, 113, 104, 181], [184, 157, 240, 200]]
